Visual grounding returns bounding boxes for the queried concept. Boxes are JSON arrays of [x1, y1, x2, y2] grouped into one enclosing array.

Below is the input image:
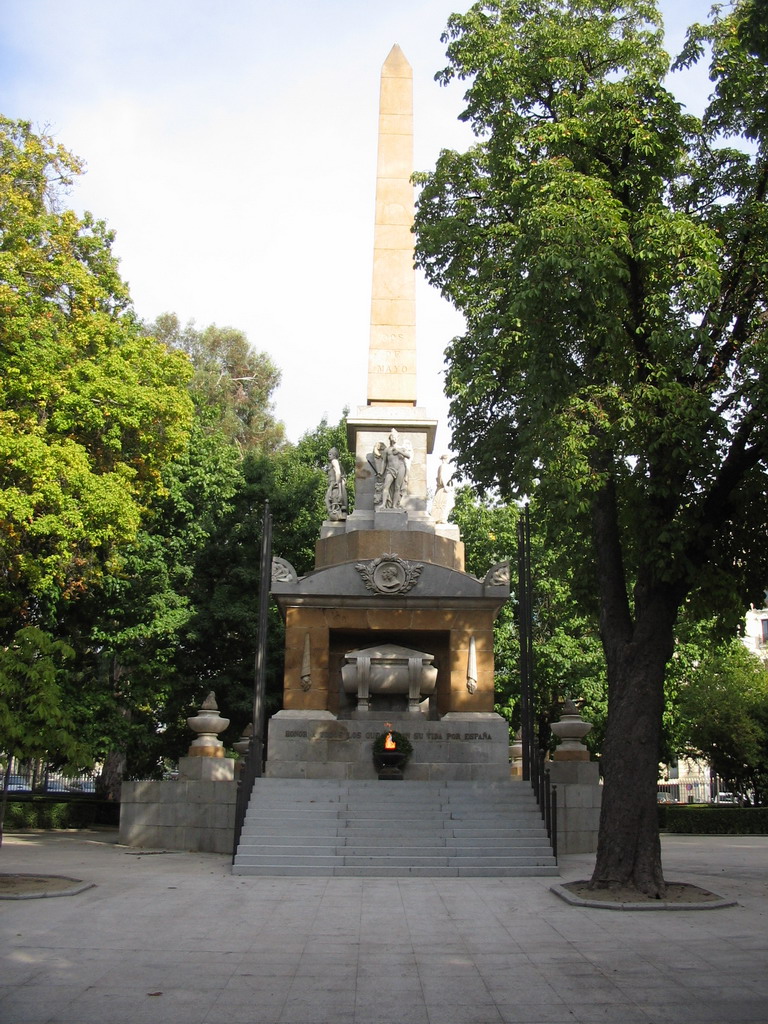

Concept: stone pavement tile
[[544, 973, 634, 1006], [278, 978, 357, 1024], [356, 939, 416, 962], [424, 999, 503, 1024], [418, 964, 503, 1024], [101, 957, 241, 992], [495, 997, 622, 1024], [0, 982, 81, 1023], [54, 984, 220, 1024], [299, 938, 360, 962], [354, 974, 428, 1022], [567, 1007, 655, 1024], [243, 936, 308, 957], [639, 999, 768, 1024], [205, 974, 291, 1024]]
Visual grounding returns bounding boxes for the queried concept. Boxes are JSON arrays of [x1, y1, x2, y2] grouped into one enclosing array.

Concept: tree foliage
[[676, 639, 768, 804], [0, 118, 193, 634], [147, 313, 284, 453], [0, 626, 87, 842], [414, 0, 768, 893]]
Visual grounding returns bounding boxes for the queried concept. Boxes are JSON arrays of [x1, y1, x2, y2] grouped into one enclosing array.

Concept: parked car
[[716, 792, 736, 804]]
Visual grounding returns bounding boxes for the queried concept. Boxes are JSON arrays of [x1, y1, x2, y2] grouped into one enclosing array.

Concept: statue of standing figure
[[431, 454, 455, 524], [376, 429, 412, 509], [324, 447, 348, 521]]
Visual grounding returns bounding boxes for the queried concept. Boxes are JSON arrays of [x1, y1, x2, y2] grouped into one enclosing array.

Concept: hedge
[[659, 804, 768, 835], [2, 799, 119, 830]]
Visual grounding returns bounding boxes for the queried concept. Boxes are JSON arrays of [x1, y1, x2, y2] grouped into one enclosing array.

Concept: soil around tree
[[554, 879, 736, 909], [0, 873, 93, 899]]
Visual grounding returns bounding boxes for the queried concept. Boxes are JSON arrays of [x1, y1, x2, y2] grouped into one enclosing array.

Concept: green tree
[[0, 626, 87, 844], [676, 639, 768, 804], [0, 119, 193, 636], [147, 313, 284, 453], [452, 490, 606, 747], [414, 1, 768, 894]]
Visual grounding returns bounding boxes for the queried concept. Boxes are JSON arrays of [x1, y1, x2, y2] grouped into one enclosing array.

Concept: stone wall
[[119, 757, 237, 854]]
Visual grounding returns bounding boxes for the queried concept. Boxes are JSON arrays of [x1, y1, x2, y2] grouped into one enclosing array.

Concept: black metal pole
[[252, 501, 273, 777], [517, 503, 534, 782], [524, 505, 536, 778], [232, 501, 273, 860]]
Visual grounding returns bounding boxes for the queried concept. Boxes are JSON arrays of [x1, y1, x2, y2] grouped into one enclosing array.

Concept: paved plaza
[[1, 829, 766, 1024]]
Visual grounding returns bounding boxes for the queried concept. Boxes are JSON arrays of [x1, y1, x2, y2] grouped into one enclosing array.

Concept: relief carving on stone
[[272, 556, 298, 583], [300, 633, 312, 691], [484, 561, 510, 586], [355, 553, 423, 596]]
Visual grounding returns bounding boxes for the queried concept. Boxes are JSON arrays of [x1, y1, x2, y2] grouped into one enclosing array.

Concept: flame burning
[[383, 723, 396, 750]]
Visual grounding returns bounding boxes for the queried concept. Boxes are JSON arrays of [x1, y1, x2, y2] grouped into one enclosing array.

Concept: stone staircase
[[232, 779, 558, 877]]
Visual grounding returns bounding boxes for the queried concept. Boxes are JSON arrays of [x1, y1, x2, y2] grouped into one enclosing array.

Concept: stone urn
[[550, 699, 593, 761], [187, 691, 230, 758], [509, 728, 523, 777], [232, 723, 253, 756]]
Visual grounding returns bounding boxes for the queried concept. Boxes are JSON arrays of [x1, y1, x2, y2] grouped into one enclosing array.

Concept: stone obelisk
[[344, 45, 438, 530], [367, 43, 416, 408]]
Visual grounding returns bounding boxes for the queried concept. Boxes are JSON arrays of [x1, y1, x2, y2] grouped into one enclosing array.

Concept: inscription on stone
[[284, 729, 495, 743]]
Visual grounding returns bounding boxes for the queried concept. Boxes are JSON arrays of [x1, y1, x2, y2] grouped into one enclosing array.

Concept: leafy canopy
[[415, 0, 768, 618], [0, 118, 193, 628]]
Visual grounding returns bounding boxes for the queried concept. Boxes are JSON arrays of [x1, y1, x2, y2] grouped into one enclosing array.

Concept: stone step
[[233, 864, 560, 878], [232, 778, 557, 877]]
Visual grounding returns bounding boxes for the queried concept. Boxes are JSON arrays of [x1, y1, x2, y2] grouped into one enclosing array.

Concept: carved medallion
[[355, 553, 423, 596]]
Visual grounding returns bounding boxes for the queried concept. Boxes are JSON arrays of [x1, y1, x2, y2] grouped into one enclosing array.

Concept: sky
[[2, 0, 712, 464]]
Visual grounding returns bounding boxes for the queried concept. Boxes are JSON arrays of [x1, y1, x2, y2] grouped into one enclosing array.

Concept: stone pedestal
[[548, 760, 602, 855], [119, 757, 236, 854]]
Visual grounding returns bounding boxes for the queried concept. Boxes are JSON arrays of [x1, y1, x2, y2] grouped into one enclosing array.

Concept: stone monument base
[[119, 756, 237, 854], [548, 760, 602, 855], [265, 710, 510, 782]]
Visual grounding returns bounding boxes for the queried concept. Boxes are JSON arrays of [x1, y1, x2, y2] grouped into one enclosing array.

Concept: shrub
[[3, 799, 119, 830], [659, 804, 768, 835]]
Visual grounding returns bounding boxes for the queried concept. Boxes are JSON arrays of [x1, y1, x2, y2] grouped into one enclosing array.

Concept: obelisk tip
[[383, 43, 411, 71]]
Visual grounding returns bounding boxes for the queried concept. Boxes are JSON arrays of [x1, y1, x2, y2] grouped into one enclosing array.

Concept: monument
[[266, 46, 511, 780]]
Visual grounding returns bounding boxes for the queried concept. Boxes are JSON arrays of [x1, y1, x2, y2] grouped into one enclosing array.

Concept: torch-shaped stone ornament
[[187, 691, 230, 758], [550, 699, 593, 761]]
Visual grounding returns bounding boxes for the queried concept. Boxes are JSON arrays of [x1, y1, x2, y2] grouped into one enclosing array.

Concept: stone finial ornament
[[550, 699, 593, 761], [233, 722, 253, 755], [187, 691, 230, 758]]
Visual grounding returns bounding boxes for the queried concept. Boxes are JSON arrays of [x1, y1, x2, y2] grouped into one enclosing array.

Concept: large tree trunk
[[588, 479, 682, 896], [590, 609, 673, 896]]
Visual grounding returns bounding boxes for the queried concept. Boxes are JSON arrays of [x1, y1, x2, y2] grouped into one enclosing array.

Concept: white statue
[[377, 429, 412, 509], [431, 454, 455, 524], [324, 447, 348, 520]]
